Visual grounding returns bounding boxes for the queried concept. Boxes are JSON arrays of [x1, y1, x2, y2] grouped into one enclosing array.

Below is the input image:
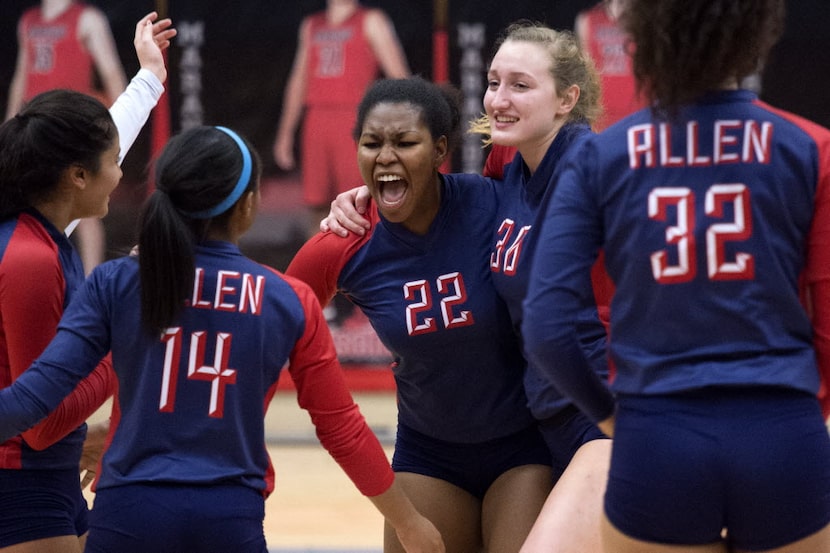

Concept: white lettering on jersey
[[159, 328, 238, 418], [403, 272, 474, 336], [628, 119, 773, 169], [648, 183, 754, 284], [491, 219, 531, 276], [190, 268, 264, 314]]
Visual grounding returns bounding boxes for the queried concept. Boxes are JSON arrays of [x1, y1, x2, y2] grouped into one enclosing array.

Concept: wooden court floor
[[263, 391, 396, 552]]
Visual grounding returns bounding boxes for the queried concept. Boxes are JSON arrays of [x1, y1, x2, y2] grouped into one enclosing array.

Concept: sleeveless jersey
[[305, 8, 378, 108], [525, 90, 830, 420], [19, 3, 94, 101], [579, 3, 645, 130], [287, 174, 536, 443]]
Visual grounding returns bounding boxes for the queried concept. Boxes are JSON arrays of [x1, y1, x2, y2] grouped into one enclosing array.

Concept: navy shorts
[[86, 483, 267, 553], [537, 405, 608, 481], [605, 388, 830, 550], [0, 468, 88, 547], [392, 423, 552, 499]]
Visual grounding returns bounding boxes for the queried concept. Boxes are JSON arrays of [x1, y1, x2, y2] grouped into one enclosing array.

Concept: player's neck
[[40, 0, 74, 20], [326, 0, 358, 26]]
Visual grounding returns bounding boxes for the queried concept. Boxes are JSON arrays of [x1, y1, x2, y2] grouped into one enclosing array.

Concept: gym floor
[[264, 391, 396, 552]]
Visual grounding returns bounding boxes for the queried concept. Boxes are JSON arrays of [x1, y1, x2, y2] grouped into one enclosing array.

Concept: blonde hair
[[469, 21, 602, 145]]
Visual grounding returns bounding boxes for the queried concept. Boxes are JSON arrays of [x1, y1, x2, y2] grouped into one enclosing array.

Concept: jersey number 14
[[157, 327, 238, 418]]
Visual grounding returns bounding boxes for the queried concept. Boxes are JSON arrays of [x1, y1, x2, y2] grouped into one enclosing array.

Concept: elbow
[[20, 429, 52, 451], [522, 313, 571, 366]]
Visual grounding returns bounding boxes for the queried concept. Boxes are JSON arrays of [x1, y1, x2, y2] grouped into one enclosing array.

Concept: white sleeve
[[109, 68, 164, 164], [65, 69, 164, 237]]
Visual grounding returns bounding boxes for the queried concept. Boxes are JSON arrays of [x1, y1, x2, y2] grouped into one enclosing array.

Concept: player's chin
[[489, 130, 521, 148]]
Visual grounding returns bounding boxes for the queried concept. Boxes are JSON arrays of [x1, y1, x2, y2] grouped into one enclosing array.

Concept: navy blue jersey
[[288, 173, 535, 443], [0, 241, 395, 497], [489, 122, 610, 421], [524, 90, 830, 421]]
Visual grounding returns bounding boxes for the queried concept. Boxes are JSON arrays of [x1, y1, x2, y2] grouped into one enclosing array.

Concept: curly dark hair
[[620, 0, 785, 116]]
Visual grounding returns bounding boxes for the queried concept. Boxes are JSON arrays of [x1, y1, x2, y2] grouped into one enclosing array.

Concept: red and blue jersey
[[0, 241, 394, 497], [0, 209, 113, 470], [288, 173, 535, 443], [524, 90, 830, 421]]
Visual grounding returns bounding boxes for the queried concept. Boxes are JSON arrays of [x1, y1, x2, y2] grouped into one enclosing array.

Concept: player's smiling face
[[357, 102, 447, 235], [484, 40, 563, 152], [74, 136, 122, 220]]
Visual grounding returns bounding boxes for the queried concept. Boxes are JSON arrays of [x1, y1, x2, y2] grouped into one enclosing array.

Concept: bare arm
[[364, 9, 410, 78], [79, 6, 128, 103], [5, 18, 28, 120], [273, 17, 312, 170], [574, 9, 590, 47]]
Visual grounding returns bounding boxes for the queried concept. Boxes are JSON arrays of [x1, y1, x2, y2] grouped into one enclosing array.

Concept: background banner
[[2, 0, 827, 380]]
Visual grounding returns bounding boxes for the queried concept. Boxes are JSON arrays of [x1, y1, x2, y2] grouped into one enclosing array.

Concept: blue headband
[[183, 126, 253, 219]]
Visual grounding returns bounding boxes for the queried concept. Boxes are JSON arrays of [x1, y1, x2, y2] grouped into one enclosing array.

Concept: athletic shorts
[[0, 468, 88, 547], [85, 483, 266, 553], [301, 106, 364, 208], [537, 404, 608, 481], [391, 423, 552, 500], [605, 388, 830, 551]]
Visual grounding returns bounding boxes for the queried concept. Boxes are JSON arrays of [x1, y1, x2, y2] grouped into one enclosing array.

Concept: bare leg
[[383, 472, 482, 553], [520, 439, 610, 553], [482, 464, 552, 553], [0, 535, 83, 553]]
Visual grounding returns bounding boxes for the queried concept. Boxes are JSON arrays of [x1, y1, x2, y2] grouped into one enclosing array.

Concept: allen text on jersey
[[627, 119, 773, 169], [188, 267, 265, 315]]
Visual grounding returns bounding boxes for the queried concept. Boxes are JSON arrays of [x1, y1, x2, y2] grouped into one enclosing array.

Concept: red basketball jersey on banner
[[305, 8, 378, 108], [580, 3, 645, 130], [20, 3, 95, 101]]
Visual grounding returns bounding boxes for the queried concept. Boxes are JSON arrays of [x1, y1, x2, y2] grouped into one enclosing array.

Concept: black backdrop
[[1, 0, 829, 192]]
